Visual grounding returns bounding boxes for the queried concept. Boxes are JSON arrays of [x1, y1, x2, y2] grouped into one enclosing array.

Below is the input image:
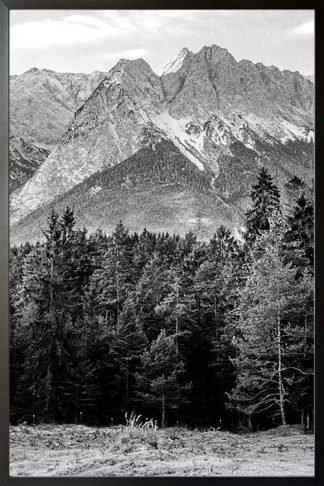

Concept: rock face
[[10, 68, 106, 149], [10, 44, 314, 237], [162, 45, 313, 131], [10, 68, 106, 191], [9, 132, 50, 192]]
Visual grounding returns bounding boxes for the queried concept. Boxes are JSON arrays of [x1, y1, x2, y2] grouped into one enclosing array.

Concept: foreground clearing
[[10, 424, 314, 477]]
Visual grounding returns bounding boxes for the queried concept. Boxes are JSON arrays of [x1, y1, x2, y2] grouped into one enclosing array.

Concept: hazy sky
[[10, 10, 314, 76]]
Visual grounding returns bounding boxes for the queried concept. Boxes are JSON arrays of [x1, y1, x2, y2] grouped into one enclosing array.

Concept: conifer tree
[[155, 265, 195, 356], [110, 297, 148, 413], [284, 193, 314, 269], [133, 254, 170, 341], [60, 315, 101, 424], [245, 167, 281, 240], [136, 330, 189, 427], [228, 232, 314, 429]]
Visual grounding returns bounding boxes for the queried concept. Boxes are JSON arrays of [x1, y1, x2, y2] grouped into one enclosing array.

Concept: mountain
[[10, 68, 106, 149], [10, 45, 314, 242], [9, 132, 50, 192]]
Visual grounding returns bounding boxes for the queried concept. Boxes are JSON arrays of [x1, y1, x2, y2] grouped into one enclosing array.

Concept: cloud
[[103, 10, 198, 35], [11, 10, 216, 51], [10, 10, 198, 49], [292, 20, 314, 36], [10, 13, 135, 49]]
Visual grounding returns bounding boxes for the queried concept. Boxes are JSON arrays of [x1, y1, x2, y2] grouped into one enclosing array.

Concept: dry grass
[[10, 423, 314, 477]]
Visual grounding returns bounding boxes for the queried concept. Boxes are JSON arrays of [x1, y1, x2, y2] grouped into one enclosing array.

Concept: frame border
[[1, 1, 323, 485]]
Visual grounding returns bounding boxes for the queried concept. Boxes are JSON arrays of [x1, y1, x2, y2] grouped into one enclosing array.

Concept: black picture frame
[[0, 1, 323, 485]]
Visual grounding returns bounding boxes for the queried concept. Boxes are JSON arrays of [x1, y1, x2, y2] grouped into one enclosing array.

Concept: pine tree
[[59, 315, 101, 424], [136, 330, 189, 427], [13, 242, 66, 421], [284, 176, 306, 207], [228, 233, 314, 429], [133, 254, 170, 341], [283, 193, 314, 269], [110, 297, 148, 414], [245, 167, 281, 240], [155, 265, 195, 356], [12, 208, 92, 422]]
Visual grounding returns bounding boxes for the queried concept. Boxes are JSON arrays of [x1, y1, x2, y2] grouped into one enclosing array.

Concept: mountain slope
[[10, 138, 312, 246], [10, 140, 241, 245], [9, 132, 50, 192], [10, 68, 106, 149]]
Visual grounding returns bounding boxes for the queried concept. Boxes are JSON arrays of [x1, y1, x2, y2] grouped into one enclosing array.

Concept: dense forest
[[9, 168, 314, 432]]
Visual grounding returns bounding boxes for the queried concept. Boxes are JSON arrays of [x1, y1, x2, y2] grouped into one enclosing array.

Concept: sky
[[10, 10, 314, 76]]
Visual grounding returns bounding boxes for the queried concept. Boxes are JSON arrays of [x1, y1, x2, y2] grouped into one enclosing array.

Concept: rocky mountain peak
[[110, 57, 157, 78], [162, 47, 193, 75], [24, 66, 40, 74], [197, 44, 233, 62]]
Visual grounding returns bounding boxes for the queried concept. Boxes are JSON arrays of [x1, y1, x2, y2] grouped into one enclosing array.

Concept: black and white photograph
[[8, 8, 315, 477]]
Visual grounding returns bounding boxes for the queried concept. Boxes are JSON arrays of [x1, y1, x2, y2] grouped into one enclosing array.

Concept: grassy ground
[[10, 424, 314, 477]]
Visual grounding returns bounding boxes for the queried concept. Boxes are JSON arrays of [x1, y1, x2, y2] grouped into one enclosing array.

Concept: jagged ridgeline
[[10, 44, 313, 244]]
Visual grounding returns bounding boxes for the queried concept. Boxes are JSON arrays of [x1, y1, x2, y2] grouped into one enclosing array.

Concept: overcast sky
[[10, 10, 314, 76]]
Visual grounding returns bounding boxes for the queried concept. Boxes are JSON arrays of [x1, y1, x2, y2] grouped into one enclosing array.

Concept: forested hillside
[[10, 168, 314, 431]]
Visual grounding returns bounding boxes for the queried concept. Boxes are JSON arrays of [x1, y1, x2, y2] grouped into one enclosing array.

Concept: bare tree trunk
[[50, 256, 54, 319], [161, 394, 165, 428], [248, 414, 252, 431], [214, 290, 217, 341], [277, 313, 287, 425], [125, 367, 129, 412], [175, 279, 179, 356], [45, 251, 55, 423], [116, 264, 120, 326], [304, 314, 307, 358]]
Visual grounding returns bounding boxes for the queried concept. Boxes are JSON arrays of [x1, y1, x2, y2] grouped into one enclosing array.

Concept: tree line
[[10, 168, 314, 431]]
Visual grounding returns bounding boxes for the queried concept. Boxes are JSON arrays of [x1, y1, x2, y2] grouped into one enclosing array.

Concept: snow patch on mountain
[[89, 185, 102, 196], [238, 113, 313, 145], [280, 120, 314, 143], [152, 112, 205, 170]]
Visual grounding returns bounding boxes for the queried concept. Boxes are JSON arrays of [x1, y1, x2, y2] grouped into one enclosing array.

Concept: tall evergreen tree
[[110, 297, 148, 414], [245, 167, 281, 241], [284, 193, 314, 270], [136, 330, 189, 427], [228, 233, 314, 429]]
